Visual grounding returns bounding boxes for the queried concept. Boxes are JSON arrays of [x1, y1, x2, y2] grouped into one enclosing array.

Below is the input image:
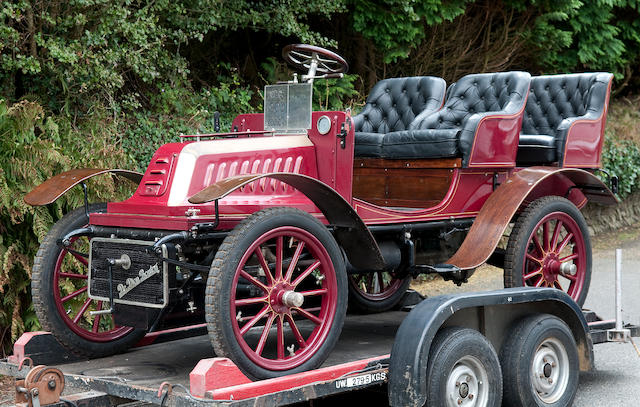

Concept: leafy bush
[[0, 100, 133, 356], [601, 139, 640, 199]]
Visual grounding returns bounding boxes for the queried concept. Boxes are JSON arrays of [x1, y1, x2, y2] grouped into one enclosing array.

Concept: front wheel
[[206, 207, 347, 379], [31, 204, 146, 358], [499, 314, 579, 406], [504, 196, 591, 306]]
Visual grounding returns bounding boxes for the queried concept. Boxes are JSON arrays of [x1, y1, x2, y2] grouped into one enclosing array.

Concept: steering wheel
[[282, 44, 349, 75]]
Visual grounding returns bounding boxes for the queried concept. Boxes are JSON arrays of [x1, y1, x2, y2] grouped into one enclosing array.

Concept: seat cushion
[[380, 129, 460, 159], [354, 132, 385, 157], [516, 134, 556, 164]]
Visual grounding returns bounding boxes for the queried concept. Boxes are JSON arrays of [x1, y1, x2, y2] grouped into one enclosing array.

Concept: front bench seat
[[377, 71, 531, 166], [353, 76, 446, 157], [517, 72, 613, 166]]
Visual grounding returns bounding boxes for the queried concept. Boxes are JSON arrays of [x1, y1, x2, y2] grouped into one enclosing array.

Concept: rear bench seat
[[517, 72, 613, 166], [355, 72, 531, 167]]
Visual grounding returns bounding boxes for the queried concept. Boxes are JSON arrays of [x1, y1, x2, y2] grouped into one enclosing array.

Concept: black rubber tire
[[31, 204, 146, 358], [426, 327, 503, 407], [500, 314, 579, 407], [205, 207, 348, 380], [504, 196, 592, 307], [347, 273, 411, 313]]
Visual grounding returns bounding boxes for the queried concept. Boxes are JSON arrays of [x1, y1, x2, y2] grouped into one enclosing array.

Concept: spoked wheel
[[500, 314, 579, 406], [31, 204, 146, 358], [347, 272, 411, 313], [426, 327, 503, 407], [504, 196, 591, 306], [206, 207, 347, 379]]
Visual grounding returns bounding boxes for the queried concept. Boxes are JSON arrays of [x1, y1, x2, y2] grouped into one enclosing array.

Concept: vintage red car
[[24, 44, 617, 379]]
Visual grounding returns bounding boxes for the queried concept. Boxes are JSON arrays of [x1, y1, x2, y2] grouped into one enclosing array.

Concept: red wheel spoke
[[73, 299, 92, 324], [70, 251, 88, 266], [61, 287, 87, 303], [559, 253, 578, 263], [561, 272, 577, 281], [299, 288, 328, 297], [542, 221, 550, 252], [377, 272, 385, 291], [276, 316, 285, 359], [285, 314, 307, 349], [532, 235, 544, 257], [275, 236, 283, 280], [525, 253, 543, 264], [284, 241, 305, 282], [551, 220, 563, 251], [239, 270, 268, 293], [366, 273, 375, 292], [255, 313, 276, 356], [294, 307, 322, 325], [235, 297, 268, 307], [557, 233, 574, 253], [254, 248, 274, 285], [523, 268, 542, 282], [92, 301, 103, 333], [59, 272, 88, 279], [240, 306, 270, 336], [534, 277, 545, 287], [291, 260, 321, 287]]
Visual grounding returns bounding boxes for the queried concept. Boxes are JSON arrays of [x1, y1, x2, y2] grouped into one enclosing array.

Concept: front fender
[[446, 166, 617, 271], [24, 168, 143, 206], [188, 172, 385, 270], [388, 287, 592, 407]]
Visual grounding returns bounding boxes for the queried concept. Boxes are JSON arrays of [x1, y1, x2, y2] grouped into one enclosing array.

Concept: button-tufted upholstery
[[353, 76, 446, 157], [517, 72, 613, 165], [357, 72, 530, 166]]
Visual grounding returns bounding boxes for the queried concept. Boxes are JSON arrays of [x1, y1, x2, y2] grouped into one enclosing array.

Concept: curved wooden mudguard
[[446, 167, 617, 271], [24, 168, 143, 206], [189, 172, 385, 271]]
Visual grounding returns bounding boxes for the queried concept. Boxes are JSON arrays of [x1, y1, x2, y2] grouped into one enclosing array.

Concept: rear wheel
[[500, 314, 579, 406], [31, 204, 146, 358], [348, 272, 411, 313], [206, 207, 347, 379], [504, 196, 591, 306], [426, 327, 502, 407]]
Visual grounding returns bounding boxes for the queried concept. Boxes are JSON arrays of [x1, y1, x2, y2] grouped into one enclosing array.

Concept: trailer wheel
[[31, 204, 146, 358], [500, 314, 579, 406], [347, 272, 411, 313], [206, 207, 347, 379], [426, 327, 502, 407], [504, 196, 591, 306]]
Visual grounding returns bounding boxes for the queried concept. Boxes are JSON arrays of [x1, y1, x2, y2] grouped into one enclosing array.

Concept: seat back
[[521, 72, 613, 164], [353, 76, 446, 133]]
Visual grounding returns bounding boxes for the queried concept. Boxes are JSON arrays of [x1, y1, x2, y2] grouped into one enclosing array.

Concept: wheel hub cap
[[446, 356, 488, 407], [531, 338, 570, 403]]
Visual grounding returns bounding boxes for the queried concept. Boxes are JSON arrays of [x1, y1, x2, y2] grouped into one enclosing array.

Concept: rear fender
[[24, 169, 143, 206], [388, 287, 593, 407], [188, 173, 385, 270], [446, 166, 617, 270]]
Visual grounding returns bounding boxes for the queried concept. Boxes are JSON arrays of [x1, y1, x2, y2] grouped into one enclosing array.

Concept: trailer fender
[[188, 172, 385, 270], [446, 166, 617, 271], [24, 168, 144, 206], [388, 287, 593, 407]]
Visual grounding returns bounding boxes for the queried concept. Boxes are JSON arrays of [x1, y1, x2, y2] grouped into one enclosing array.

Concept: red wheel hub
[[230, 227, 338, 371], [521, 212, 587, 301]]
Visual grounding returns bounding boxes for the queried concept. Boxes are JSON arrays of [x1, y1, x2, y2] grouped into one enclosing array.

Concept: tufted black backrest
[[411, 72, 530, 130], [353, 76, 446, 133], [522, 73, 613, 136]]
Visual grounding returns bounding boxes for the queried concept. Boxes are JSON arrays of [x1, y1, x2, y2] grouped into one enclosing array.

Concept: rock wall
[[582, 191, 640, 235]]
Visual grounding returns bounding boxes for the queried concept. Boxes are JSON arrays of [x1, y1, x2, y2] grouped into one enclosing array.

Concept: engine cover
[[88, 238, 168, 308]]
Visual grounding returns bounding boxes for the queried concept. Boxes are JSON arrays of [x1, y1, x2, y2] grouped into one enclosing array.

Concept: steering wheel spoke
[[283, 44, 348, 77]]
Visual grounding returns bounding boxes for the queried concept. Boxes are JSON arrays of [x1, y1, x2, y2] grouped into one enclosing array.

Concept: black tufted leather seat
[[359, 72, 530, 166], [517, 72, 613, 165], [353, 76, 446, 157]]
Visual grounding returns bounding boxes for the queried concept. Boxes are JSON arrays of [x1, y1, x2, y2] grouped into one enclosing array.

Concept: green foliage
[[0, 99, 133, 355], [601, 139, 640, 198]]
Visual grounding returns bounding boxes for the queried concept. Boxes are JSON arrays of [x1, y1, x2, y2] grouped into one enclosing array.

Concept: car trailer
[[2, 268, 640, 407]]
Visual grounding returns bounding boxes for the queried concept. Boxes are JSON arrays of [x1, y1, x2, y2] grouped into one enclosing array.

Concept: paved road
[[575, 237, 640, 406]]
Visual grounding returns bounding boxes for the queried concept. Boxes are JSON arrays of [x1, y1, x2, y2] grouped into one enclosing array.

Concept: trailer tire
[[500, 314, 579, 407], [504, 196, 591, 307], [426, 327, 502, 407]]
